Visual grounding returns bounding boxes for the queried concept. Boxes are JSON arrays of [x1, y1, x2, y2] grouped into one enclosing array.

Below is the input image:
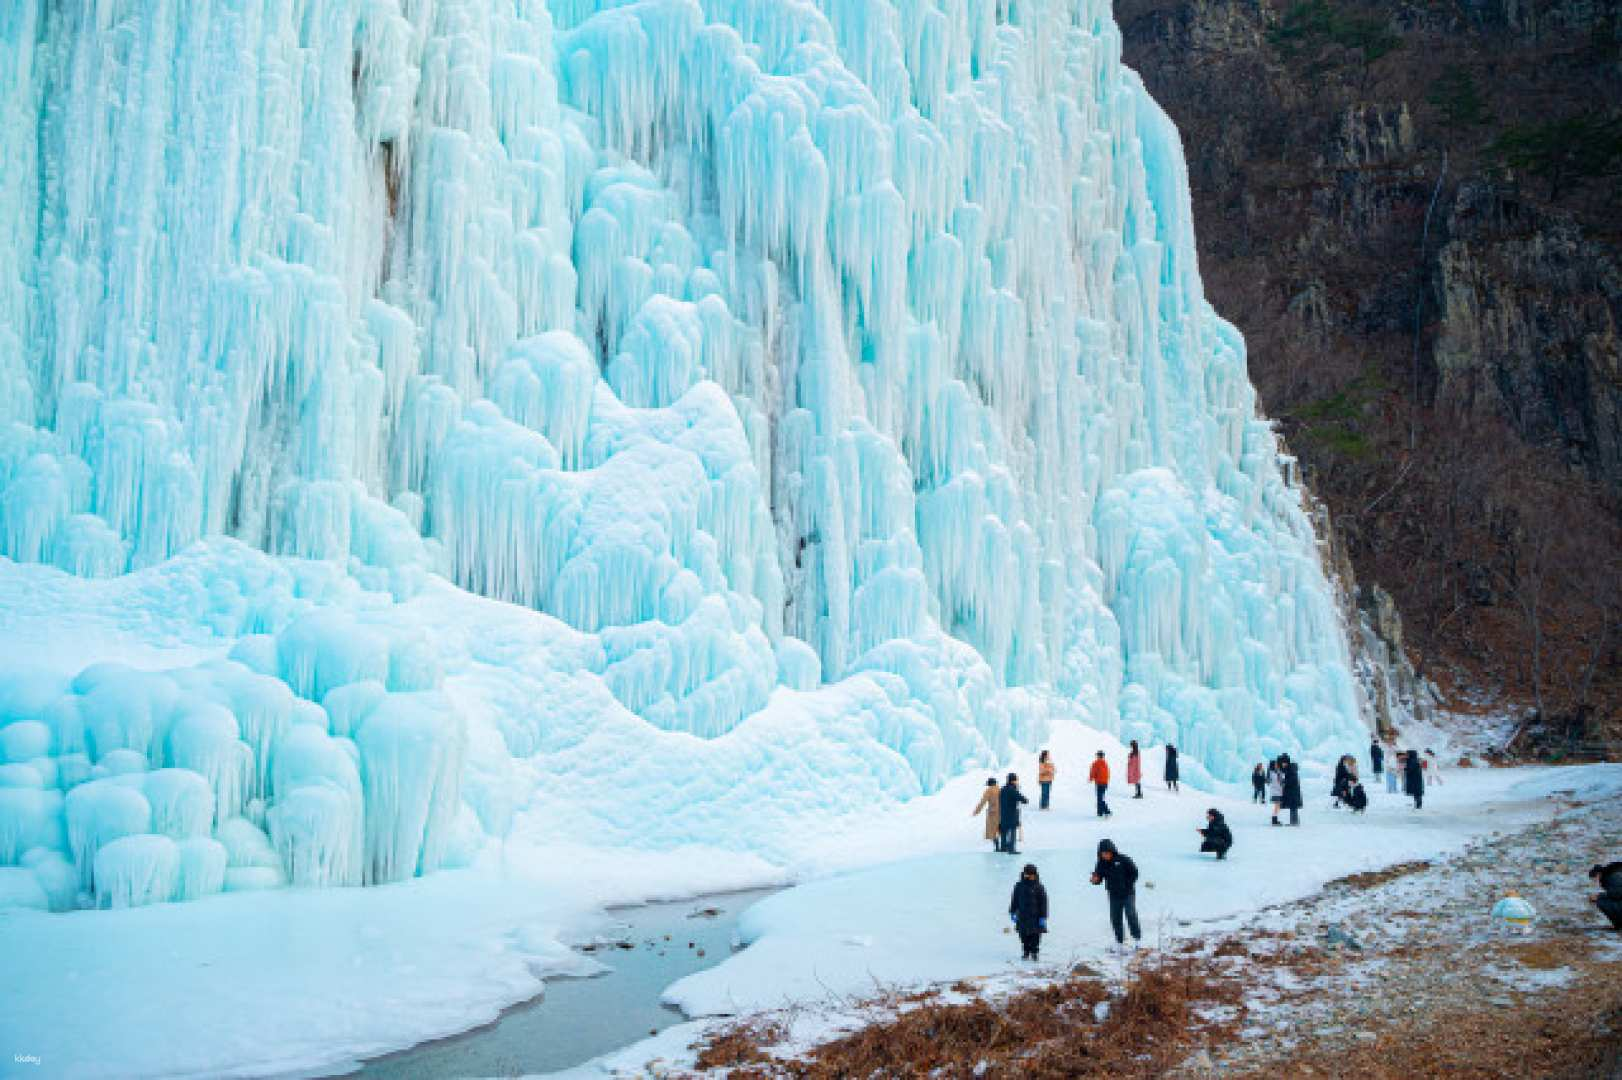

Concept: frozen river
[[349, 889, 772, 1079]]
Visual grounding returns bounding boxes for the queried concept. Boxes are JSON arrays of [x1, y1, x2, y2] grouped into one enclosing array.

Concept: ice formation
[[0, 0, 1364, 910]]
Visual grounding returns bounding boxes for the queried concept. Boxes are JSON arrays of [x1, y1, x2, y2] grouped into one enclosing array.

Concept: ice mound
[[0, 0, 1365, 909], [0, 604, 468, 909]]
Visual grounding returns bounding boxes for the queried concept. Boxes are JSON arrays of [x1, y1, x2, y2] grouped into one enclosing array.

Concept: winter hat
[[1097, 839, 1118, 856], [1023, 864, 1039, 876]]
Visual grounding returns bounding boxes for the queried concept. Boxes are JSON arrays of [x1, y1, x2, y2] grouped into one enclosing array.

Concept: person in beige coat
[[973, 777, 1002, 850]]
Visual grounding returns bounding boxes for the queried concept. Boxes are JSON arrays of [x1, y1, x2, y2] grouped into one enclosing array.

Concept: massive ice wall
[[0, 0, 1363, 910]]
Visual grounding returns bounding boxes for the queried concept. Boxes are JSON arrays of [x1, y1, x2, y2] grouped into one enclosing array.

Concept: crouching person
[[1591, 862, 1622, 933], [1010, 863, 1049, 960], [1198, 809, 1232, 860]]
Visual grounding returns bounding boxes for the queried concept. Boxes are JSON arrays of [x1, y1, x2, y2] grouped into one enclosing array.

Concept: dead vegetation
[[1500, 938, 1574, 971], [1331, 859, 1431, 891], [688, 958, 1243, 1079], [692, 1020, 786, 1073]]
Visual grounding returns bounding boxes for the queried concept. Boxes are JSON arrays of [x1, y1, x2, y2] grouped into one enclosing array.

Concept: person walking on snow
[[998, 773, 1028, 853], [1267, 758, 1286, 825], [1280, 754, 1303, 826], [1251, 763, 1267, 803], [1404, 749, 1425, 810], [1090, 839, 1142, 948], [1009, 863, 1049, 960], [1370, 739, 1385, 777], [1127, 740, 1144, 798], [1038, 750, 1056, 810], [1164, 744, 1180, 792], [1424, 748, 1444, 786], [1386, 749, 1402, 794], [1589, 862, 1622, 933], [972, 777, 1001, 851], [1198, 809, 1233, 859], [1088, 751, 1112, 818]]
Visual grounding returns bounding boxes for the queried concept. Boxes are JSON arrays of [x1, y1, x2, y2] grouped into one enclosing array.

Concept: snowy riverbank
[[4, 711, 1611, 1079], [557, 757, 1622, 1079]]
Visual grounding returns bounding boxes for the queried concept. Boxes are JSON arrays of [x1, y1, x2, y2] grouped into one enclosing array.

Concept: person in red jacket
[[1088, 751, 1112, 818], [1126, 740, 1143, 799]]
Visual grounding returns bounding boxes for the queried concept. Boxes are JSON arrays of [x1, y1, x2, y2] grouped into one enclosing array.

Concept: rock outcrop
[[1117, 0, 1622, 737]]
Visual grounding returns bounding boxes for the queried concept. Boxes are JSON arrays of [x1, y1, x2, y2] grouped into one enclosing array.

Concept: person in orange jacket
[[1088, 751, 1113, 818], [1038, 750, 1056, 810]]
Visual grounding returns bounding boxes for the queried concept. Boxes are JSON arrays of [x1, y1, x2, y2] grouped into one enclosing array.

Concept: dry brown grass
[[1501, 937, 1578, 971], [688, 956, 1242, 1079], [691, 1020, 785, 1072], [1331, 859, 1430, 891]]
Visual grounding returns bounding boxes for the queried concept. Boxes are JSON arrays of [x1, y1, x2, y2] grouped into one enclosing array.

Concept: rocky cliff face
[[1116, 0, 1622, 745], [1434, 184, 1622, 487]]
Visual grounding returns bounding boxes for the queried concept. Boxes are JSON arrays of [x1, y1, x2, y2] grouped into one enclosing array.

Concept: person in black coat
[[1332, 757, 1352, 807], [1589, 862, 1622, 932], [1251, 763, 1267, 803], [1089, 839, 1142, 946], [1346, 780, 1369, 813], [1403, 748, 1424, 809], [1163, 744, 1180, 792], [998, 773, 1027, 854], [1279, 754, 1303, 826], [1009, 863, 1049, 959], [1369, 740, 1385, 777], [1198, 809, 1232, 859]]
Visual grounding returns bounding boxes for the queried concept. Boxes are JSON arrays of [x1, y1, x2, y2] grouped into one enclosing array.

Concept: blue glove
[[1039, 918, 1047, 931], [1009, 913, 1017, 924]]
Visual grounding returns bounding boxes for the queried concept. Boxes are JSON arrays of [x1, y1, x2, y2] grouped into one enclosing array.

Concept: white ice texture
[[0, 0, 1363, 910]]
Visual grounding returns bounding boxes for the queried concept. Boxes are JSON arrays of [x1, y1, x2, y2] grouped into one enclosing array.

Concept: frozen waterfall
[[0, 0, 1363, 911]]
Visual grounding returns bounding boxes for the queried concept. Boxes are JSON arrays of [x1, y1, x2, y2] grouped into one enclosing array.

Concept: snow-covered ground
[[5, 711, 1610, 1080], [557, 755, 1622, 1079]]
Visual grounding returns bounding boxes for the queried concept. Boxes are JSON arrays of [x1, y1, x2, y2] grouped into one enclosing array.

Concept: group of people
[[992, 739, 1619, 961], [974, 743, 1184, 852], [974, 773, 1028, 853], [1239, 739, 1444, 829], [1330, 755, 1369, 812], [983, 738, 1456, 855], [985, 743, 1224, 961], [1383, 743, 1441, 809], [975, 741, 1206, 857], [1252, 754, 1304, 826], [1008, 839, 1145, 960], [1369, 738, 1441, 809]]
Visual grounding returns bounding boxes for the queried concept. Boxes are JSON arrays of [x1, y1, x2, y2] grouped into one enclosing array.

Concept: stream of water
[[349, 889, 771, 1078]]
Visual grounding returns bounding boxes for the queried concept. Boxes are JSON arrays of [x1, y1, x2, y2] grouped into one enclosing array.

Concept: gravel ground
[[1170, 785, 1622, 1078]]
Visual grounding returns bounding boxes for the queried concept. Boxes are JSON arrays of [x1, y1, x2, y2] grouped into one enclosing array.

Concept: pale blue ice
[[0, 0, 1364, 911]]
